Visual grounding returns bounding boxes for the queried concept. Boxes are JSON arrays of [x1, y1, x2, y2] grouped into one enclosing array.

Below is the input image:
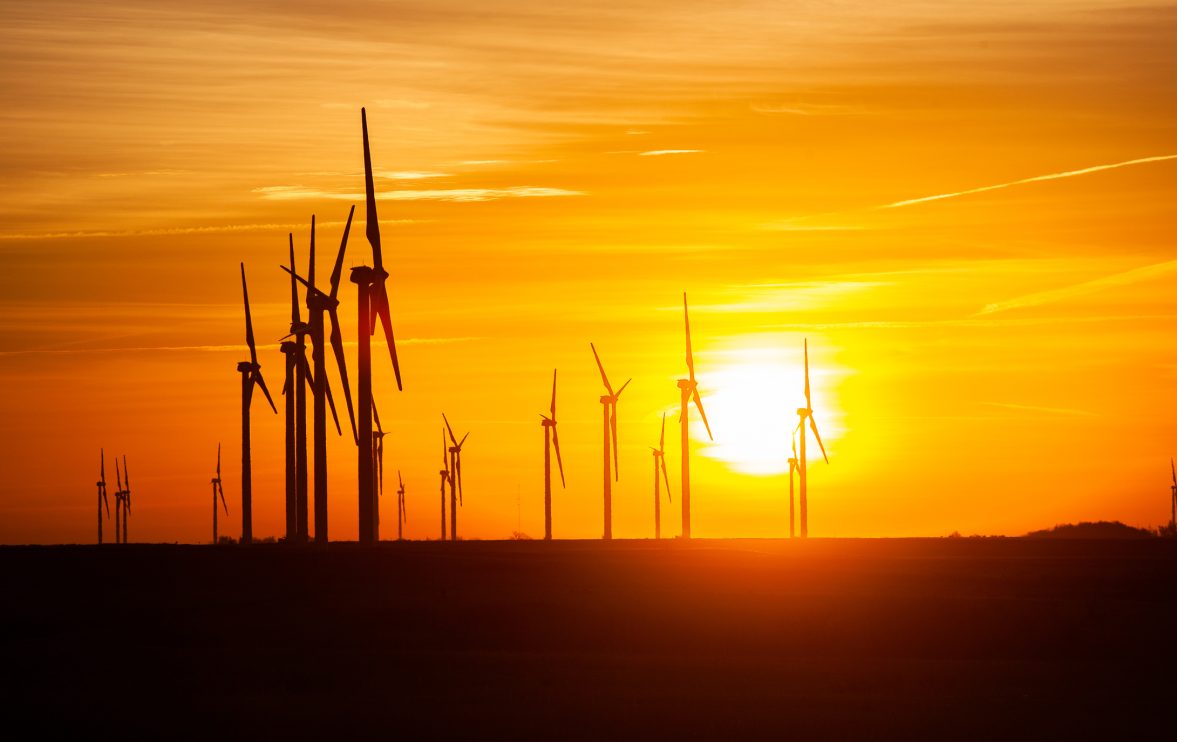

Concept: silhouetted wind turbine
[[238, 264, 277, 545], [96, 449, 110, 544], [678, 294, 713, 539], [212, 443, 227, 543], [372, 398, 387, 541], [1170, 458, 1176, 534], [651, 413, 672, 539], [120, 454, 131, 544], [788, 435, 798, 539], [443, 414, 470, 540], [397, 470, 407, 541], [352, 108, 404, 544], [540, 369, 566, 540], [438, 428, 450, 540], [590, 343, 630, 540], [282, 212, 358, 544], [796, 339, 829, 538], [114, 458, 125, 544]]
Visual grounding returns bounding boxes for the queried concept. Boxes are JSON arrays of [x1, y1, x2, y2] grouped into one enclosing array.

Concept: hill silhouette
[[1024, 520, 1153, 539]]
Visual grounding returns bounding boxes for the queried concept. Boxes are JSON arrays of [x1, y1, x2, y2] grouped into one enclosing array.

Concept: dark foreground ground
[[3, 538, 1176, 739]]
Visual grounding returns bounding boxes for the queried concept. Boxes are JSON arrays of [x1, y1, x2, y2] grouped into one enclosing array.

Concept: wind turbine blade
[[217, 442, 221, 478], [307, 216, 316, 295], [683, 292, 696, 381], [289, 233, 300, 326], [659, 411, 666, 451], [610, 403, 619, 480], [115, 458, 122, 492], [329, 205, 355, 302], [1171, 457, 1175, 486], [661, 457, 671, 503], [372, 396, 383, 435], [589, 343, 613, 396], [328, 310, 358, 443], [399, 470, 404, 490], [791, 434, 798, 460], [458, 431, 470, 448], [254, 369, 278, 414], [552, 424, 566, 488], [218, 482, 228, 514], [691, 387, 713, 441], [442, 428, 449, 470], [241, 263, 258, 366], [615, 378, 632, 398], [280, 265, 313, 292], [456, 456, 463, 506], [373, 283, 403, 391], [100, 448, 105, 483], [550, 368, 557, 419], [300, 356, 315, 388], [323, 372, 342, 436], [123, 455, 130, 493], [378, 439, 384, 497], [803, 338, 811, 409], [442, 414, 458, 447], [362, 108, 384, 272], [809, 415, 829, 464]]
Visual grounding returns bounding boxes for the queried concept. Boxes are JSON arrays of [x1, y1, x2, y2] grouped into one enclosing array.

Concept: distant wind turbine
[[238, 263, 278, 545], [651, 413, 671, 540], [397, 470, 407, 541], [372, 398, 387, 541], [438, 429, 450, 540], [211, 443, 227, 543], [114, 457, 125, 544], [352, 108, 405, 544], [96, 449, 110, 544], [788, 436, 798, 539], [1170, 458, 1176, 534], [120, 455, 131, 543], [443, 414, 470, 540], [282, 212, 358, 544], [796, 339, 829, 538], [590, 343, 630, 540], [540, 369, 566, 540], [678, 293, 713, 539]]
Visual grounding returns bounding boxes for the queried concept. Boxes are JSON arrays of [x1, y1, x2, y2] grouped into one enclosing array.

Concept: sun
[[693, 345, 839, 475]]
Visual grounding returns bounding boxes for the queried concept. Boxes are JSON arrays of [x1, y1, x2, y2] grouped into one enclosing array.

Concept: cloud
[[750, 102, 865, 116], [882, 154, 1177, 209], [0, 220, 416, 241], [980, 402, 1095, 417], [377, 171, 451, 180], [252, 185, 582, 202], [978, 259, 1177, 315], [0, 336, 482, 357], [638, 149, 703, 156]]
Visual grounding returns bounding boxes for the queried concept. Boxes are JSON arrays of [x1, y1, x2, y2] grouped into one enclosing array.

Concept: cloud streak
[[978, 259, 1177, 315], [882, 154, 1177, 209], [638, 149, 703, 156], [253, 186, 581, 202]]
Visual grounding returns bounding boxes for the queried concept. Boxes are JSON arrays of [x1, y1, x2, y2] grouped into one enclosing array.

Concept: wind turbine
[[651, 413, 671, 540], [540, 369, 566, 541], [282, 211, 358, 544], [438, 428, 450, 540], [796, 338, 829, 538], [372, 398, 387, 541], [442, 414, 470, 540], [788, 435, 798, 539], [96, 449, 110, 544], [120, 454, 131, 544], [238, 263, 277, 545], [351, 108, 404, 544], [677, 293, 713, 540], [212, 443, 227, 543], [114, 458, 124, 544], [590, 343, 630, 540], [397, 470, 407, 541], [1169, 458, 1176, 534]]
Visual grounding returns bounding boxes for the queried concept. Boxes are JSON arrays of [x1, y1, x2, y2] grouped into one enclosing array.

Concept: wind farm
[[3, 2, 1177, 736]]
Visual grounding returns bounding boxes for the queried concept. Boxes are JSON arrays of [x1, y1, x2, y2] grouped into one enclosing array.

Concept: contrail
[[882, 154, 1177, 209], [978, 259, 1177, 315]]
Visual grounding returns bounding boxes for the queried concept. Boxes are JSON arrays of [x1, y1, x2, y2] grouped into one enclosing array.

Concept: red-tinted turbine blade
[[615, 378, 631, 399], [289, 234, 299, 326], [323, 372, 342, 436], [659, 411, 666, 451], [254, 369, 278, 414], [241, 263, 258, 366], [378, 438, 384, 497], [123, 455, 130, 493], [589, 343, 613, 396], [683, 292, 696, 381], [307, 216, 316, 297], [217, 442, 221, 479], [456, 455, 463, 506], [327, 309, 357, 443], [441, 428, 449, 470], [610, 402, 619, 481], [329, 205, 355, 303], [442, 414, 458, 447], [115, 458, 122, 492], [803, 338, 811, 409], [372, 396, 383, 435], [281, 264, 313, 293], [100, 448, 105, 484], [809, 415, 829, 464], [373, 283, 402, 391], [1171, 457, 1175, 485], [691, 387, 713, 441], [552, 423, 566, 488], [458, 431, 470, 448], [218, 481, 228, 514], [550, 368, 557, 419], [661, 456, 671, 503], [361, 108, 384, 272]]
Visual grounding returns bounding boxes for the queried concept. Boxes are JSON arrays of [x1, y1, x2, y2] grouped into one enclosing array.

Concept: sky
[[1, 0, 1175, 543]]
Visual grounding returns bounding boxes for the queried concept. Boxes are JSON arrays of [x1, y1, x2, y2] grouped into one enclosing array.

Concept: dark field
[[4, 539, 1176, 739]]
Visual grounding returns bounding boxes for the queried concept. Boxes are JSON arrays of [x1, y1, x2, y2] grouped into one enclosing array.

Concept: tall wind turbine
[[540, 369, 566, 540], [438, 429, 450, 540], [113, 458, 124, 544], [282, 212, 358, 544], [787, 436, 798, 539], [397, 471, 407, 541], [96, 449, 110, 544], [651, 413, 671, 539], [211, 443, 227, 543], [1169, 458, 1176, 534], [796, 339, 829, 538], [238, 264, 277, 545], [351, 108, 404, 544], [120, 454, 131, 544], [678, 293, 713, 540], [442, 414, 470, 540], [590, 343, 630, 540], [278, 232, 310, 542]]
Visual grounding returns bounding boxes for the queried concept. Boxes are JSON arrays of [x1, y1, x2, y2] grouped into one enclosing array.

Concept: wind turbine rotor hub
[[237, 361, 254, 372], [676, 379, 694, 390]]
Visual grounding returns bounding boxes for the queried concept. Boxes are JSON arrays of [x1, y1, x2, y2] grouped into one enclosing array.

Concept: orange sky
[[1, 1, 1175, 543]]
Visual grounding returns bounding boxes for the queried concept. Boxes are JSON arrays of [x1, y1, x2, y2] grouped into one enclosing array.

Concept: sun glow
[[696, 344, 841, 476]]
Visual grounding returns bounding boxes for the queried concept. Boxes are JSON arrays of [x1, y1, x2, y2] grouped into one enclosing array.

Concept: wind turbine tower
[[212, 443, 227, 543], [96, 449, 110, 544], [678, 293, 713, 540], [540, 369, 566, 540], [651, 413, 671, 539], [443, 414, 469, 540], [796, 339, 829, 538], [590, 343, 630, 540], [238, 264, 278, 544]]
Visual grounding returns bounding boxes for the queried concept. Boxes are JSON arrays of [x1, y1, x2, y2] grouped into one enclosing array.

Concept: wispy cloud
[[0, 336, 481, 357], [978, 259, 1177, 315], [377, 171, 451, 180], [882, 154, 1177, 209], [750, 102, 865, 116], [980, 401, 1095, 417], [638, 149, 703, 157], [253, 186, 582, 202], [0, 220, 417, 241]]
